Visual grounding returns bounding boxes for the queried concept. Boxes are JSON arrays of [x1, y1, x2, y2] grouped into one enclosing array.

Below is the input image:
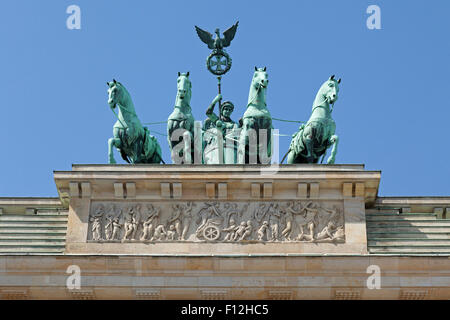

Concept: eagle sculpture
[[195, 21, 239, 51]]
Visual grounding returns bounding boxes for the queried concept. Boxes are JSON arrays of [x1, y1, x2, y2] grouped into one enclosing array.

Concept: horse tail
[[120, 149, 131, 163]]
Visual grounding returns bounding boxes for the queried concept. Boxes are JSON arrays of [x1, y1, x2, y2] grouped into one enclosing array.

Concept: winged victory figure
[[195, 21, 239, 51]]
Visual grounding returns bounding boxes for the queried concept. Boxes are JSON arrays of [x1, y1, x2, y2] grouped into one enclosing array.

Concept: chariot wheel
[[203, 225, 220, 241]]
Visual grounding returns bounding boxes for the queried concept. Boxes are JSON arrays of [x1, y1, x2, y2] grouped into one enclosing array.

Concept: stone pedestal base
[[54, 164, 380, 256]]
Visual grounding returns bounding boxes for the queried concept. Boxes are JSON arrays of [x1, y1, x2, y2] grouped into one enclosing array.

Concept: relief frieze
[[87, 201, 345, 243]]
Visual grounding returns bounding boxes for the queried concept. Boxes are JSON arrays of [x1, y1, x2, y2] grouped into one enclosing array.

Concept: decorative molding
[[251, 183, 260, 198], [69, 182, 79, 198], [334, 290, 361, 300], [342, 183, 352, 198], [201, 290, 228, 300], [399, 290, 430, 300], [399, 290, 429, 300], [297, 183, 307, 198], [81, 182, 91, 198], [263, 183, 272, 198], [126, 182, 136, 199], [310, 183, 319, 198], [0, 289, 29, 300], [355, 183, 364, 197], [218, 183, 227, 199], [434, 207, 444, 219], [206, 183, 215, 198], [114, 183, 124, 199], [135, 289, 161, 299], [172, 183, 182, 198], [160, 183, 170, 198], [68, 288, 96, 300], [268, 290, 293, 300]]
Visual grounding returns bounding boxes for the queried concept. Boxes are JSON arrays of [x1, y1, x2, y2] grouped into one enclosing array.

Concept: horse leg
[[108, 137, 121, 164], [238, 118, 257, 164], [326, 135, 339, 164], [287, 150, 296, 164], [302, 125, 315, 163], [167, 119, 179, 150]]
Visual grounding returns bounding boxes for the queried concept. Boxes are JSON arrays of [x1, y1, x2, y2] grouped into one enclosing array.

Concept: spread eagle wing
[[195, 26, 215, 49], [222, 21, 239, 47]]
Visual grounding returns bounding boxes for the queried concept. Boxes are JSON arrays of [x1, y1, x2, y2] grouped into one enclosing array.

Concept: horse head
[[107, 79, 128, 109], [319, 75, 341, 105], [247, 67, 269, 107], [252, 66, 269, 91], [176, 72, 192, 105]]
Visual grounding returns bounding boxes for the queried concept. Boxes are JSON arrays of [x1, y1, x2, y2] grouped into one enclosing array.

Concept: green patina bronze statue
[[203, 94, 239, 164], [238, 67, 273, 164], [104, 23, 344, 167], [286, 75, 341, 164], [107, 79, 163, 164], [167, 72, 195, 163], [195, 22, 238, 76], [195, 22, 239, 52]]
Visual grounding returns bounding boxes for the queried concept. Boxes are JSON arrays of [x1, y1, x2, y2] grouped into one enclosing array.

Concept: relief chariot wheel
[[206, 50, 232, 76], [202, 225, 221, 241]]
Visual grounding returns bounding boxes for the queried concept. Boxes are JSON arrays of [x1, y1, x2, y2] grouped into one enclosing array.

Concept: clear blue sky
[[0, 0, 449, 197]]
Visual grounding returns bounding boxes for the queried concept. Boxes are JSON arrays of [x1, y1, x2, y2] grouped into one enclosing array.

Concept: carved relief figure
[[140, 205, 159, 241], [152, 224, 167, 241], [240, 220, 253, 241], [168, 202, 195, 240], [105, 214, 114, 241], [314, 206, 344, 242], [123, 205, 140, 240], [268, 204, 281, 241], [91, 216, 103, 241], [315, 220, 337, 241], [168, 204, 183, 240], [233, 221, 247, 241], [222, 218, 238, 241], [112, 218, 122, 240], [332, 226, 345, 241], [254, 203, 270, 223], [225, 203, 246, 225], [280, 202, 294, 240], [104, 204, 121, 240], [257, 221, 269, 241], [181, 202, 195, 240], [166, 224, 178, 240], [295, 202, 320, 241], [90, 205, 104, 241]]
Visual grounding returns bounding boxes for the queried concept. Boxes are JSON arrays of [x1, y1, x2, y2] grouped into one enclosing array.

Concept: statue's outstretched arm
[[205, 94, 222, 123]]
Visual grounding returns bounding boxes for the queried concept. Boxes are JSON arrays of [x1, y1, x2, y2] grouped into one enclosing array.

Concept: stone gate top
[[53, 164, 380, 256]]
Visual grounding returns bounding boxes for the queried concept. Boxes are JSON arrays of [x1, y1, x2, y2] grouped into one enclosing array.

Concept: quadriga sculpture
[[238, 67, 273, 164], [167, 72, 195, 163], [287, 75, 341, 164], [107, 79, 163, 164]]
